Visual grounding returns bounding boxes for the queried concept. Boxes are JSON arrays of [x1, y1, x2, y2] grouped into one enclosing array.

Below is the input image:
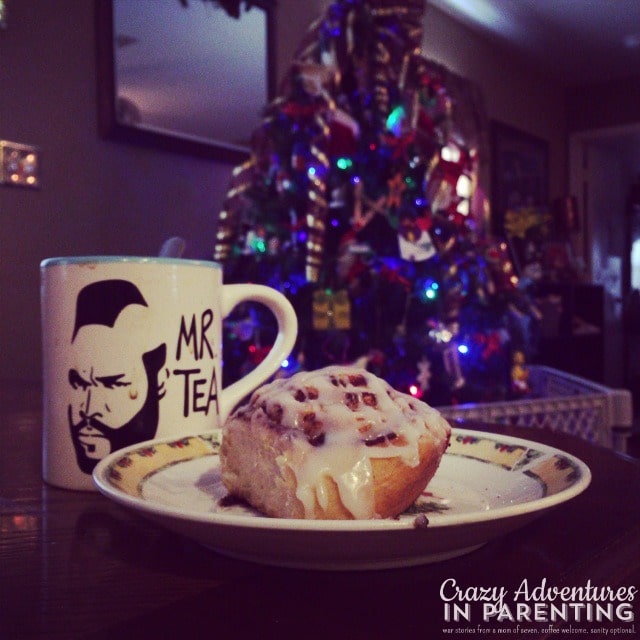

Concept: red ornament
[[328, 108, 359, 157], [473, 331, 502, 360], [281, 101, 319, 120], [379, 264, 412, 291], [248, 344, 271, 365]]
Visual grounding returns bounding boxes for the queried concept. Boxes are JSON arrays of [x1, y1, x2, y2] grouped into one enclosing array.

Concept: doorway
[[569, 124, 640, 395]]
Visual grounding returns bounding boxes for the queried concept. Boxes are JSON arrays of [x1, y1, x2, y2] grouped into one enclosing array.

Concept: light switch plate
[[1, 140, 40, 188]]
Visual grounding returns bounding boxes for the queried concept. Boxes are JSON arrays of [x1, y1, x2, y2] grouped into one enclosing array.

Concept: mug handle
[[219, 284, 298, 423]]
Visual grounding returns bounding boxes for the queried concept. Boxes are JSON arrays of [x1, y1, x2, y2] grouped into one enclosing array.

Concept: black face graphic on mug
[[67, 279, 167, 474]]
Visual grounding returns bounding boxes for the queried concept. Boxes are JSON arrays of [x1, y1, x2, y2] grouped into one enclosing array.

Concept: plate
[[93, 428, 591, 570]]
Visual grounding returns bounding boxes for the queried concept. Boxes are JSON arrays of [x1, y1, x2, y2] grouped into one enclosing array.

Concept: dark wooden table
[[1, 380, 639, 640]]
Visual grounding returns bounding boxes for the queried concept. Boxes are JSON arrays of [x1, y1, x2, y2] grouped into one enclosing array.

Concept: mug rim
[[40, 256, 221, 269]]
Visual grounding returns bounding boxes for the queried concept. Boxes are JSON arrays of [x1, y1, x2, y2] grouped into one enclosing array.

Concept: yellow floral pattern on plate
[[106, 433, 221, 498], [447, 432, 582, 497]]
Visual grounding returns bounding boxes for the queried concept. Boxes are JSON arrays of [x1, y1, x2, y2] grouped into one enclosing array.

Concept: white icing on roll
[[249, 366, 448, 519]]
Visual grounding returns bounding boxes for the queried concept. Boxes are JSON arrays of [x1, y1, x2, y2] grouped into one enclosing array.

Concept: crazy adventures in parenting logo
[[440, 578, 637, 630]]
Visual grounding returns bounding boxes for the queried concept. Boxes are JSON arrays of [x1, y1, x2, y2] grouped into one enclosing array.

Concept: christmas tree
[[214, 0, 539, 406]]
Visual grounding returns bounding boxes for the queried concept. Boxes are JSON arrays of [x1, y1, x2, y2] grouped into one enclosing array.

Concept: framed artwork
[[490, 121, 550, 275], [95, 0, 276, 163], [490, 121, 549, 235]]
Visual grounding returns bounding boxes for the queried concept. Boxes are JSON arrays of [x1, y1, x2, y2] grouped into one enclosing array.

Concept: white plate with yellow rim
[[93, 428, 591, 570]]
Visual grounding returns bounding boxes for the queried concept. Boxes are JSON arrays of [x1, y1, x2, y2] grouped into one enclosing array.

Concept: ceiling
[[429, 0, 640, 88]]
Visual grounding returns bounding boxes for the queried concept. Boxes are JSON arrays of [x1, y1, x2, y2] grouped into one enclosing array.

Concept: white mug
[[40, 256, 298, 490]]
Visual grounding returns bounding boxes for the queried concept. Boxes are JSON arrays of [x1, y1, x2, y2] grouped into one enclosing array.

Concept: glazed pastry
[[220, 366, 451, 520]]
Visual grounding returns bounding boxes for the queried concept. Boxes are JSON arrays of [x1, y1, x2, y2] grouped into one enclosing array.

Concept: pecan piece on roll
[[362, 392, 377, 407], [264, 402, 283, 424], [300, 411, 325, 447], [344, 392, 359, 410], [364, 432, 398, 447]]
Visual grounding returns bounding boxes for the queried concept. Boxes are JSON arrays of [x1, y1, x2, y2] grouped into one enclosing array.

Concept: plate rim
[[93, 427, 592, 532]]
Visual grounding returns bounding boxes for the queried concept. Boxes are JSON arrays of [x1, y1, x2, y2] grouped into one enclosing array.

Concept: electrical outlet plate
[[0, 140, 40, 188]]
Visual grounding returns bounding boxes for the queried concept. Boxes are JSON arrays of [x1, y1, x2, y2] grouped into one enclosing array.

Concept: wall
[[0, 0, 567, 382], [568, 77, 640, 134], [0, 0, 238, 381]]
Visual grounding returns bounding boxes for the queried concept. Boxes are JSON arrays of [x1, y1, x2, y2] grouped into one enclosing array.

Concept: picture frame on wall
[[490, 121, 550, 276], [95, 0, 276, 163]]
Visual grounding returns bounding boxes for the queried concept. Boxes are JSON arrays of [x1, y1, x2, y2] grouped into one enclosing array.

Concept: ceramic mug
[[40, 256, 298, 490]]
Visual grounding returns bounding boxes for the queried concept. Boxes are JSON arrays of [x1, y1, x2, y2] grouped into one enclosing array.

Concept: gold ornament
[[312, 289, 351, 330], [386, 172, 406, 209]]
